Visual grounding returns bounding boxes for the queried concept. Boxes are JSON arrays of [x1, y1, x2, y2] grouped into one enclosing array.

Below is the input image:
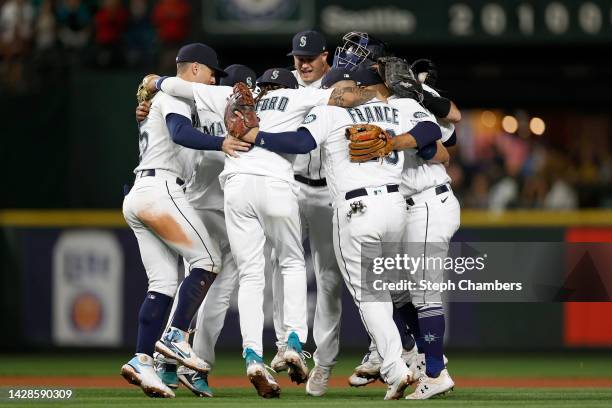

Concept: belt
[[345, 184, 399, 200], [295, 174, 327, 187], [138, 169, 185, 186], [406, 184, 449, 206]]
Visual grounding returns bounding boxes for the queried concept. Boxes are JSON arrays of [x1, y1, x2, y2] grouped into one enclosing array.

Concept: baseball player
[[392, 63, 461, 399], [236, 66, 446, 399], [121, 43, 251, 398], [152, 67, 381, 398], [145, 65, 258, 398], [267, 30, 344, 397], [346, 57, 461, 400]]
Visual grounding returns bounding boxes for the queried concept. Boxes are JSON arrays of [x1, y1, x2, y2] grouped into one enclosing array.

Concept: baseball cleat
[[154, 353, 179, 389], [121, 354, 175, 398], [405, 369, 454, 400], [306, 365, 331, 397], [270, 343, 288, 372], [409, 353, 449, 381], [155, 327, 210, 374], [177, 366, 213, 397], [384, 370, 413, 400], [244, 348, 280, 398], [354, 350, 382, 377], [348, 373, 378, 387], [283, 332, 310, 384]]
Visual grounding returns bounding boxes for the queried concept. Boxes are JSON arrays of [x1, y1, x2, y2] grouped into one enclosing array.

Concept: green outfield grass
[[2, 351, 611, 407], [1, 351, 612, 378], [3, 388, 612, 408]]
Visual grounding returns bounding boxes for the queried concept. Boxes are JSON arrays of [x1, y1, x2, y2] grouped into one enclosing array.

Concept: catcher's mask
[[333, 32, 389, 71]]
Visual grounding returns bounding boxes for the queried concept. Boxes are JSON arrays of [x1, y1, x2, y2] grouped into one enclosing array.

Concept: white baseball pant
[[122, 170, 221, 297], [224, 174, 308, 357], [333, 190, 410, 384], [405, 185, 461, 306], [272, 183, 343, 368]]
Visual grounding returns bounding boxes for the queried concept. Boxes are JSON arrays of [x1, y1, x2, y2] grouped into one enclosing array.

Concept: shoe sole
[[271, 362, 288, 372], [348, 374, 377, 387], [177, 374, 213, 397], [120, 365, 174, 398], [406, 386, 454, 400], [248, 370, 280, 399], [285, 354, 309, 384], [155, 341, 210, 374]]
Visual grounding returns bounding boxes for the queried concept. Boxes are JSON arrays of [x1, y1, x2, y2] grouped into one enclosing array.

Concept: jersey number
[[366, 129, 399, 165], [138, 130, 149, 163]]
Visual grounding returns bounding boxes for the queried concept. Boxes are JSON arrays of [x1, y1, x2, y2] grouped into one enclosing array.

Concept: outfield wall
[[1, 210, 611, 351]]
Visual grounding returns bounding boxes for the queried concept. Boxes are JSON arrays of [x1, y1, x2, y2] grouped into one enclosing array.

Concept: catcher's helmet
[[333, 32, 390, 71]]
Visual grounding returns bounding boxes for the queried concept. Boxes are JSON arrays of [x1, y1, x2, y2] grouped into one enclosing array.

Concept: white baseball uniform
[[179, 108, 239, 368], [269, 70, 343, 368], [299, 99, 414, 385], [123, 92, 221, 298], [218, 85, 333, 356], [389, 90, 460, 306]]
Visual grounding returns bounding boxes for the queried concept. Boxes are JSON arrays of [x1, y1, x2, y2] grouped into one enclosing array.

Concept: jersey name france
[[219, 86, 332, 186], [134, 92, 200, 181], [300, 99, 407, 205], [291, 69, 326, 180], [185, 108, 226, 211], [388, 93, 452, 197]]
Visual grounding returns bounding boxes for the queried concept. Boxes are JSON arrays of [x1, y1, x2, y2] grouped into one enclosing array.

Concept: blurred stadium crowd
[[1, 0, 610, 210], [0, 0, 190, 85]]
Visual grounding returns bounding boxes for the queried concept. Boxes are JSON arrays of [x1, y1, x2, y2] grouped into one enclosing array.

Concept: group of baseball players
[[121, 29, 461, 401]]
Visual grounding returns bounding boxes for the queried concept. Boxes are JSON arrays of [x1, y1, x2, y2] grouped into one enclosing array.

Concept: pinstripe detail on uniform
[[165, 181, 215, 272], [422, 202, 429, 305], [334, 208, 379, 357]]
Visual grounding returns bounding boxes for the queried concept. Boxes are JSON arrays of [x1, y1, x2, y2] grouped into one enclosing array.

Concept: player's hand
[[238, 125, 259, 144], [144, 74, 160, 93], [222, 136, 252, 157], [136, 101, 151, 123]]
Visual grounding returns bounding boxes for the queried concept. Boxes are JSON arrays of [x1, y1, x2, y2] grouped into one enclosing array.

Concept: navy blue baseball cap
[[321, 67, 357, 88], [176, 43, 227, 77], [287, 30, 327, 57], [257, 68, 298, 89], [220, 64, 257, 89], [354, 64, 384, 86]]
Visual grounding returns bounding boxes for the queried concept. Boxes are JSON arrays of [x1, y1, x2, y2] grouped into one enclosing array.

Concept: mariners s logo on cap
[[271, 70, 280, 80], [246, 77, 253, 87], [300, 36, 307, 47]]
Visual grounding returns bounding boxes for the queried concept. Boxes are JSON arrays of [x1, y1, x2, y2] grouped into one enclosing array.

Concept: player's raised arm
[[327, 86, 382, 107]]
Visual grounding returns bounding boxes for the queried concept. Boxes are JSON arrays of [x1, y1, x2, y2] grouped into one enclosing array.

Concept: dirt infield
[[2, 376, 612, 388]]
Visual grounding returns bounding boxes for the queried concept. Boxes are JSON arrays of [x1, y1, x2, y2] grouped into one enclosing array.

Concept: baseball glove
[[377, 57, 423, 102], [136, 74, 158, 104], [346, 124, 394, 162], [410, 58, 438, 87], [224, 82, 259, 138]]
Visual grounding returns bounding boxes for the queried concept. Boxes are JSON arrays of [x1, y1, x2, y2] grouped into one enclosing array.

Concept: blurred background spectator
[[152, 0, 190, 71], [0, 0, 34, 91], [56, 0, 91, 62], [94, 0, 128, 67]]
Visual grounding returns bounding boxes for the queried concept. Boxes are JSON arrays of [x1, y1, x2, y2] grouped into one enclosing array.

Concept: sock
[[396, 302, 423, 353], [136, 291, 173, 356], [171, 268, 216, 331], [416, 305, 445, 378], [392, 307, 415, 351]]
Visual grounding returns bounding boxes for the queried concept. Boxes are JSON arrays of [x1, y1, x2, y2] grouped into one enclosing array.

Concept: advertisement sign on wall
[[52, 230, 123, 346]]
